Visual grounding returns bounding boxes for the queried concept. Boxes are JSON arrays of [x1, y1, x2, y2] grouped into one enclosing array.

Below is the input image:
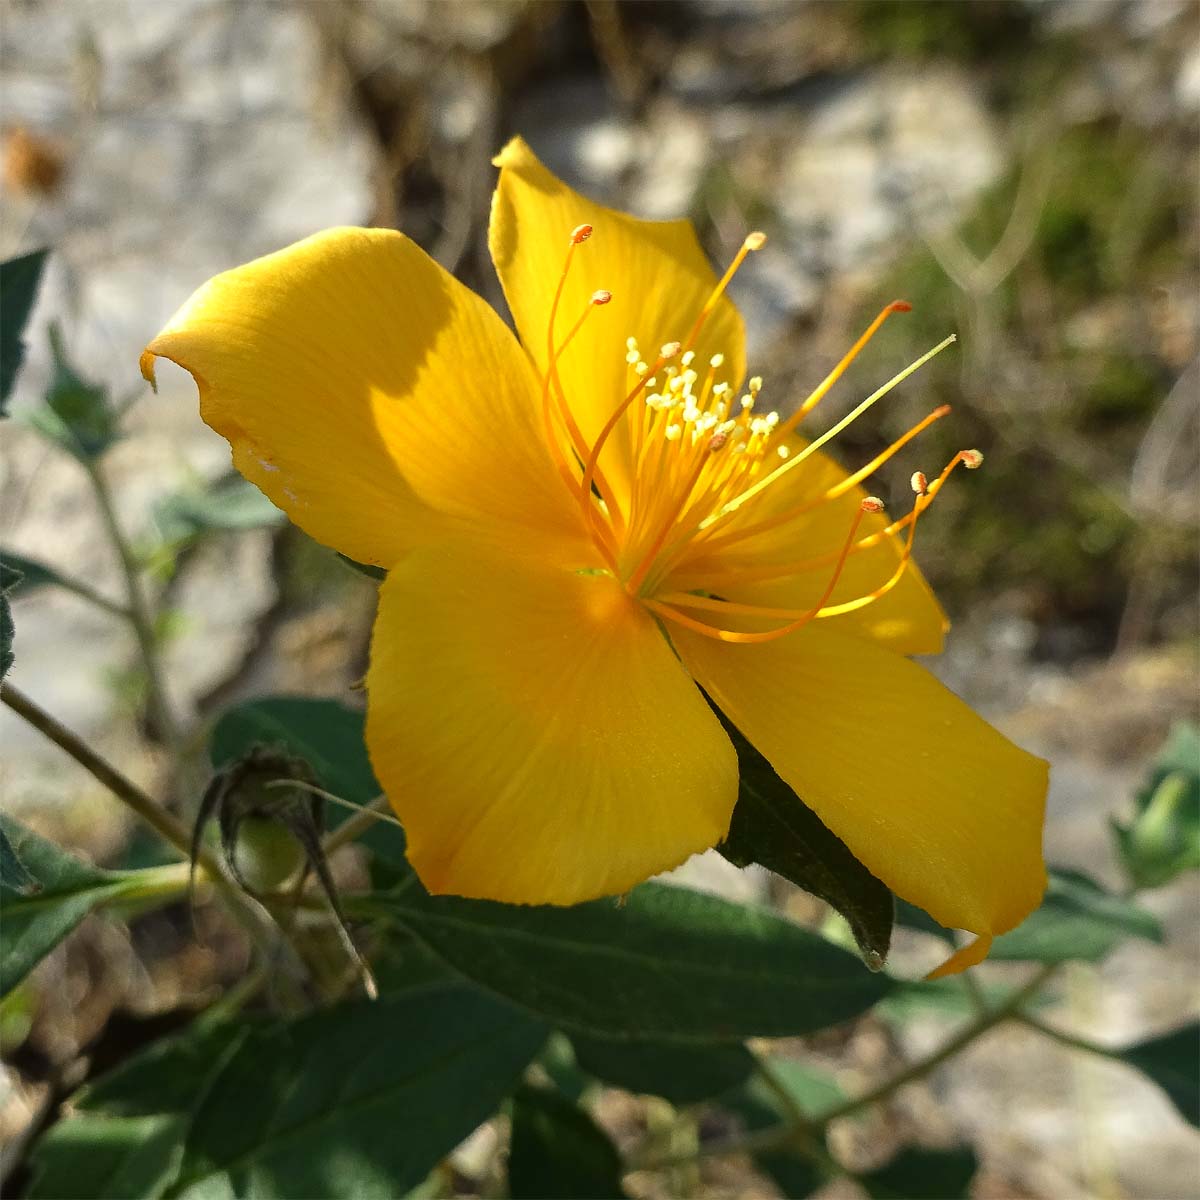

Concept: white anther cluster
[[626, 333, 781, 461]]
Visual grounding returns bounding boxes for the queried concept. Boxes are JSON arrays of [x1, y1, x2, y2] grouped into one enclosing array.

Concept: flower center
[[541, 224, 973, 644]]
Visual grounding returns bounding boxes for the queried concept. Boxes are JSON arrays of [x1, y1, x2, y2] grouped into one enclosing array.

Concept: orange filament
[[625, 434, 723, 595], [698, 334, 957, 533], [541, 288, 611, 502], [683, 403, 951, 564], [645, 497, 875, 643], [578, 340, 680, 530], [680, 232, 765, 354], [777, 301, 912, 438], [540, 228, 593, 484], [815, 448, 973, 619]]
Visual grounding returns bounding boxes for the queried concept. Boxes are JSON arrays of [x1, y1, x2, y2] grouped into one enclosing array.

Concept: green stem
[[1, 681, 218, 878], [83, 457, 181, 748], [33, 569, 131, 620]]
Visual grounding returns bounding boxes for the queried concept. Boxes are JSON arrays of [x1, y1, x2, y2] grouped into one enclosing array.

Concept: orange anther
[[861, 496, 885, 513], [709, 431, 730, 452], [591, 289, 612, 305], [571, 223, 593, 244], [961, 449, 983, 469], [911, 470, 928, 495]]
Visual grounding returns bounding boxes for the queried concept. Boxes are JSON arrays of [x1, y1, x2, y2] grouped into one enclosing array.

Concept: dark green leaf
[[172, 985, 546, 1198], [715, 712, 893, 969], [35, 984, 547, 1200], [210, 696, 405, 864], [508, 1084, 626, 1200], [28, 1113, 186, 1200], [861, 1145, 979, 1199], [337, 553, 387, 582], [1117, 1022, 1199, 1127], [990, 868, 1161, 962], [0, 549, 58, 592], [1112, 722, 1200, 889], [0, 821, 39, 893], [896, 869, 1162, 963], [0, 815, 135, 997], [0, 247, 48, 409], [152, 477, 284, 549], [373, 881, 892, 1043], [570, 1033, 755, 1103], [27, 324, 118, 459]]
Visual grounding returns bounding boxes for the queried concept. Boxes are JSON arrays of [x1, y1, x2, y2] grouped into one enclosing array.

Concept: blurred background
[[1, 1, 1197, 1197]]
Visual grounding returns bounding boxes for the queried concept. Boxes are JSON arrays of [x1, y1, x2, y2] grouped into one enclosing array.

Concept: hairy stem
[[1, 681, 217, 876], [84, 457, 181, 749]]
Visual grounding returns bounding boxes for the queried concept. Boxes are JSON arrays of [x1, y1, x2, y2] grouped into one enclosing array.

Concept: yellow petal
[[669, 442, 948, 655], [366, 536, 738, 904], [670, 623, 1048, 968], [142, 227, 587, 568], [489, 136, 746, 510]]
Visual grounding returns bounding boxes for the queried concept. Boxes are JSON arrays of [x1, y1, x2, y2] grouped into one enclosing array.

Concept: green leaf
[[25, 323, 118, 460], [1, 558, 20, 681], [896, 869, 1162, 963], [0, 549, 59, 592], [1112, 722, 1200, 889], [1117, 1022, 1200, 1127], [990, 868, 1161, 962], [508, 1084, 627, 1200], [569, 1033, 755, 1103], [0, 815, 136, 997], [152, 477, 284, 550], [34, 984, 547, 1200], [861, 1145, 979, 1199], [716, 714, 893, 969], [0, 248, 48, 410], [210, 696, 405, 864], [0, 822, 39, 893], [28, 1113, 186, 1200], [373, 881, 892, 1043]]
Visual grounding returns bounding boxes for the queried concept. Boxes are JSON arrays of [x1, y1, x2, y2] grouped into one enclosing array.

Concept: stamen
[[646, 497, 874, 643], [579, 340, 681, 524], [777, 301, 912, 438], [816, 448, 975, 619], [690, 404, 952, 564], [681, 232, 766, 353], [700, 334, 957, 530]]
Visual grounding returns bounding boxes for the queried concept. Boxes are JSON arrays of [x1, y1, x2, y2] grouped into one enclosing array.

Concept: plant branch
[[1, 681, 217, 876], [83, 457, 181, 748], [632, 962, 1061, 1171], [1014, 1011, 1124, 1060]]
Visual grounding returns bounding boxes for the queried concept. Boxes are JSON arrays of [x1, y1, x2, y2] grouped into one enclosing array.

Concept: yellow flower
[[141, 137, 1047, 977]]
